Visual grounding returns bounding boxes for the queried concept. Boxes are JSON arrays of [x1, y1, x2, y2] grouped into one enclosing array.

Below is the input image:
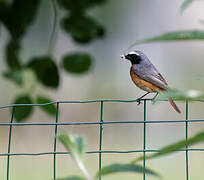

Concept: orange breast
[[130, 66, 163, 93]]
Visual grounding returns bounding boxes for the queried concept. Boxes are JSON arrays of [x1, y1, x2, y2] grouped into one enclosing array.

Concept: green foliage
[[96, 163, 160, 178], [0, 0, 107, 121], [62, 14, 104, 43], [58, 134, 91, 180], [154, 89, 204, 102], [57, 0, 107, 12], [62, 53, 92, 74], [36, 96, 56, 116], [132, 132, 204, 163], [6, 40, 21, 69], [27, 56, 60, 88], [1, 0, 40, 41], [3, 69, 23, 85], [180, 0, 195, 13], [58, 133, 160, 180], [130, 30, 204, 47], [13, 95, 33, 122], [57, 176, 86, 180]]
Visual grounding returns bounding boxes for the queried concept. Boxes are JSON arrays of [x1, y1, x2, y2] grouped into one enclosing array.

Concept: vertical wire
[[6, 107, 15, 180], [143, 100, 147, 180], [185, 100, 189, 180], [99, 101, 104, 180], [53, 102, 59, 180]]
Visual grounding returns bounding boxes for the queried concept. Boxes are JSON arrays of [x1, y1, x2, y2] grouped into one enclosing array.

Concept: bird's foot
[[136, 98, 142, 105]]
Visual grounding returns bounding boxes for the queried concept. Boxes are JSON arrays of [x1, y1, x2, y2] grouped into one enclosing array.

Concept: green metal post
[[99, 101, 104, 180], [6, 107, 15, 180], [143, 100, 147, 180], [53, 102, 59, 180], [185, 100, 189, 180]]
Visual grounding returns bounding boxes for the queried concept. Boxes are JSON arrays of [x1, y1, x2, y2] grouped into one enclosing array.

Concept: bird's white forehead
[[128, 51, 140, 56]]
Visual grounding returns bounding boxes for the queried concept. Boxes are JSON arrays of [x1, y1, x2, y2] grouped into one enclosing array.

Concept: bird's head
[[121, 50, 143, 64]]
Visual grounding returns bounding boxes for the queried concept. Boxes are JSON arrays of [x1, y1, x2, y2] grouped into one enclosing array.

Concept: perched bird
[[121, 50, 181, 113]]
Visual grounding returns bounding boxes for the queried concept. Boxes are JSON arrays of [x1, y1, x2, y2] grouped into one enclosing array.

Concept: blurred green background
[[0, 0, 204, 179]]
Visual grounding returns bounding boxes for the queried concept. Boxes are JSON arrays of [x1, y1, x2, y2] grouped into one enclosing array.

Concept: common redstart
[[121, 50, 181, 113]]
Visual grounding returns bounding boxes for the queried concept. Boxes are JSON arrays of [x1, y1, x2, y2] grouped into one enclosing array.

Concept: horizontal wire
[[0, 119, 204, 126], [0, 99, 203, 109], [0, 148, 204, 157]]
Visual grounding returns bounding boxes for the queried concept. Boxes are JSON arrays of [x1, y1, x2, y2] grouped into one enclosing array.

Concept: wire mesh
[[0, 99, 204, 180]]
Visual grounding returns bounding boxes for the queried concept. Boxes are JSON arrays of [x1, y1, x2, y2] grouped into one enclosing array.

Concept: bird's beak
[[120, 54, 126, 59]]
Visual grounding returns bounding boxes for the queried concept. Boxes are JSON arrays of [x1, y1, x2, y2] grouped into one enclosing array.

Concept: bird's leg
[[152, 92, 159, 101], [136, 92, 150, 105]]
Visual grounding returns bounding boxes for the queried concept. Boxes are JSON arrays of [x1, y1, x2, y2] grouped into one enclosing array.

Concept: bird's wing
[[132, 63, 168, 90]]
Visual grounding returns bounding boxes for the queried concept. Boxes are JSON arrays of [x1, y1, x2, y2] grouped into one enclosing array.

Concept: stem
[[48, 0, 58, 56]]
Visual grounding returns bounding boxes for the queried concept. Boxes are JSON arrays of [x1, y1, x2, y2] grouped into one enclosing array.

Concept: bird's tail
[[168, 98, 181, 113]]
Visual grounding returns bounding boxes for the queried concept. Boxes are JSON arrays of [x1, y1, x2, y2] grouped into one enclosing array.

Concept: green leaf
[[58, 134, 91, 180], [96, 163, 160, 178], [132, 132, 204, 163], [62, 53, 92, 74], [3, 69, 23, 85], [180, 0, 194, 13], [129, 30, 204, 48], [56, 176, 86, 180], [36, 96, 56, 116], [57, 0, 107, 11], [61, 14, 105, 43], [13, 95, 33, 122], [6, 40, 21, 69], [27, 56, 60, 88], [154, 89, 204, 102], [4, 0, 40, 41]]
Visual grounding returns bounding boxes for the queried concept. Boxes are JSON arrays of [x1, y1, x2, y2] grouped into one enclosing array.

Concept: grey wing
[[132, 63, 168, 90]]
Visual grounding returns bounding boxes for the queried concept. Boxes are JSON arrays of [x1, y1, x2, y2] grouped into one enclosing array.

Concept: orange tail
[[168, 98, 181, 113]]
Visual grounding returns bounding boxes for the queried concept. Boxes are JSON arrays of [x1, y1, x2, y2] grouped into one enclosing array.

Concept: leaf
[[62, 53, 92, 74], [57, 0, 107, 11], [58, 134, 91, 180], [27, 56, 60, 88], [129, 30, 204, 48], [154, 89, 204, 102], [36, 96, 56, 116], [132, 132, 204, 163], [56, 176, 86, 180], [3, 0, 40, 41], [180, 0, 194, 13], [96, 163, 160, 178], [3, 69, 23, 85], [6, 40, 21, 69], [61, 14, 105, 43], [13, 95, 33, 122]]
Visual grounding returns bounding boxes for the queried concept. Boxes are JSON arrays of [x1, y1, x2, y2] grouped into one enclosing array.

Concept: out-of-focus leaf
[[57, 0, 107, 11], [27, 56, 60, 88], [61, 14, 105, 43], [129, 30, 204, 48], [154, 89, 204, 102], [36, 96, 56, 116], [96, 163, 160, 178], [62, 53, 92, 74], [56, 176, 86, 180], [58, 134, 91, 180], [3, 69, 23, 85], [13, 95, 33, 122], [180, 0, 194, 13], [6, 40, 21, 69], [4, 0, 40, 41], [0, 2, 9, 21], [132, 132, 204, 163]]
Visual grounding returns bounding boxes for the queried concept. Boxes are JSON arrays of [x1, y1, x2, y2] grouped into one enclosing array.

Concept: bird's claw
[[136, 98, 142, 105]]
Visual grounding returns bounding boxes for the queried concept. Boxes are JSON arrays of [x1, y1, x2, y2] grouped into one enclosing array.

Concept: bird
[[121, 50, 181, 113]]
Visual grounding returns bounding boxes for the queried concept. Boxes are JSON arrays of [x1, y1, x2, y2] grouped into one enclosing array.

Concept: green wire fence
[[1, 99, 204, 180]]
